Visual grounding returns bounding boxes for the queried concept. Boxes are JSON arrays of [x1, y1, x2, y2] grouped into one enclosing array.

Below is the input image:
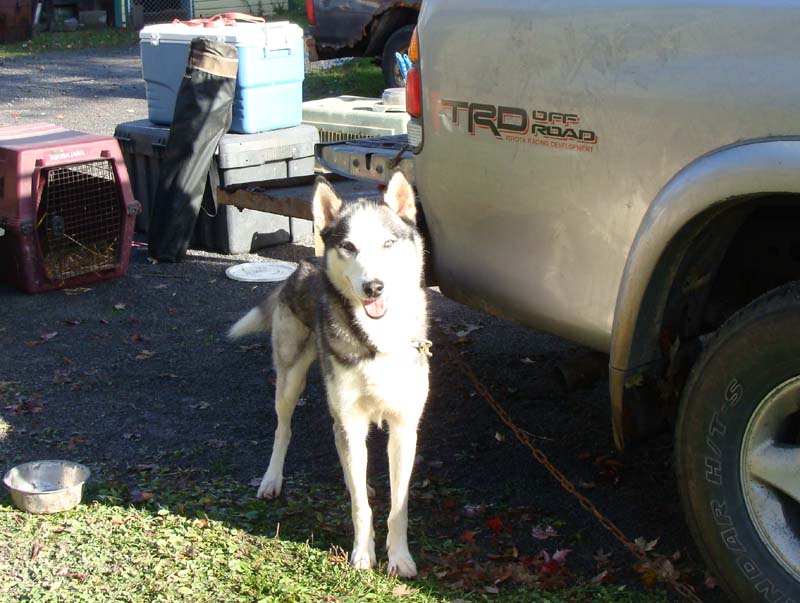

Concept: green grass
[[0, 464, 672, 603], [304, 58, 385, 101], [0, 29, 139, 59]]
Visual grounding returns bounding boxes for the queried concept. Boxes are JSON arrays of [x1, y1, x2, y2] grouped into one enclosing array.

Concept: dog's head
[[313, 171, 422, 320]]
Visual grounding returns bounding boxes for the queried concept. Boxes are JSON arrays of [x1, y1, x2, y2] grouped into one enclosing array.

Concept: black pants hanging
[[148, 37, 238, 262]]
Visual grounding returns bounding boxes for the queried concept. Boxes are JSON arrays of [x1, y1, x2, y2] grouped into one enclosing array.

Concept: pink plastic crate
[[0, 123, 140, 293]]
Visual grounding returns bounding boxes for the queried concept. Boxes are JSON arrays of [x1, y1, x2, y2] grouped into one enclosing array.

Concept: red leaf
[[459, 530, 476, 545], [486, 517, 505, 533]]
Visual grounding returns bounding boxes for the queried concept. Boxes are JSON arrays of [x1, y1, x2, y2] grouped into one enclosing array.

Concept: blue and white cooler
[[140, 19, 305, 134]]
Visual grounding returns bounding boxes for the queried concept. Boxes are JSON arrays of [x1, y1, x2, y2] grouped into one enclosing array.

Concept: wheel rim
[[741, 375, 800, 581]]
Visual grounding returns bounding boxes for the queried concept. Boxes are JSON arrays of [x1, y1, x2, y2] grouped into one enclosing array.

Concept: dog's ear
[[384, 170, 416, 223], [312, 176, 343, 231]]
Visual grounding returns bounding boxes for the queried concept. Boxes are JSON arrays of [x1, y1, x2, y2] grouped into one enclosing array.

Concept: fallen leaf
[[392, 584, 415, 597], [40, 331, 58, 342], [130, 490, 153, 504], [135, 350, 156, 360], [63, 319, 81, 326], [30, 541, 43, 561], [494, 432, 506, 442], [459, 530, 477, 545], [590, 570, 610, 584], [129, 334, 145, 343], [520, 357, 536, 365], [462, 504, 485, 518], [64, 287, 91, 296], [455, 323, 482, 337], [552, 549, 572, 564], [634, 536, 660, 553], [531, 524, 558, 540], [483, 585, 500, 594], [113, 303, 127, 311], [486, 517, 505, 533]]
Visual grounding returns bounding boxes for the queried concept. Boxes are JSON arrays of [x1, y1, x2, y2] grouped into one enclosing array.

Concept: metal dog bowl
[[3, 460, 90, 514]]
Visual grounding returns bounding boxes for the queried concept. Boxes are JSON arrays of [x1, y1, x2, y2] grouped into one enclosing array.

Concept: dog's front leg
[[386, 420, 419, 578], [258, 343, 315, 500], [333, 419, 376, 570]]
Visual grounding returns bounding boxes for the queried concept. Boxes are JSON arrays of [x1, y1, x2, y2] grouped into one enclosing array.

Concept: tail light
[[305, 0, 315, 25], [405, 66, 422, 118], [405, 27, 421, 118]]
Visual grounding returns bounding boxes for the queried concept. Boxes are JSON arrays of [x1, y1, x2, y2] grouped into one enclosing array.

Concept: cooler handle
[[263, 22, 292, 57]]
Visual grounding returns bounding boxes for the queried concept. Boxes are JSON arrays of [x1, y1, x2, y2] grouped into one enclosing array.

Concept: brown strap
[[172, 12, 265, 28]]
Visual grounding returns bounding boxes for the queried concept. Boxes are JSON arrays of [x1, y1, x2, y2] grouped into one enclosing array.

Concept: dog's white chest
[[329, 348, 429, 424]]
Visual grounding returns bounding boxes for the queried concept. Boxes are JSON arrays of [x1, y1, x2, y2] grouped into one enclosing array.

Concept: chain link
[[440, 334, 704, 603]]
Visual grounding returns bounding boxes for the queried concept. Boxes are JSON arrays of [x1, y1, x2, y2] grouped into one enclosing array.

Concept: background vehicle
[[318, 1, 800, 601], [304, 0, 420, 88]]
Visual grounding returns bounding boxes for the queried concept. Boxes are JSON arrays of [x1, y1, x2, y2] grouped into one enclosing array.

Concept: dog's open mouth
[[362, 297, 387, 319]]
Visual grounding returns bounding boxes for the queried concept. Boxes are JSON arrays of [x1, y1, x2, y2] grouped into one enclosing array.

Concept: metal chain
[[440, 334, 704, 603]]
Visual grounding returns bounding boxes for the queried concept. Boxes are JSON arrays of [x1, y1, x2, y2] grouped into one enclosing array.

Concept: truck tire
[[381, 25, 415, 89], [676, 282, 800, 603]]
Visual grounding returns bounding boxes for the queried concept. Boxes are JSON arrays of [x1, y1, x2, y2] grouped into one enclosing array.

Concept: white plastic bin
[[302, 95, 410, 143], [140, 21, 304, 134]]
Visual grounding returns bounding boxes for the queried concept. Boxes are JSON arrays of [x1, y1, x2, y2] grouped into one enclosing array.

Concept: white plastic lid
[[225, 261, 297, 282], [139, 20, 302, 48], [373, 87, 406, 112]]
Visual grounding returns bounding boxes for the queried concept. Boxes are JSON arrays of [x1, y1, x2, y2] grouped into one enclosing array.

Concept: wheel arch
[[610, 138, 800, 450], [363, 5, 420, 57]]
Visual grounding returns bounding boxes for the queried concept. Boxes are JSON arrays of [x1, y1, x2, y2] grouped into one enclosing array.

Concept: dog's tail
[[228, 286, 282, 339]]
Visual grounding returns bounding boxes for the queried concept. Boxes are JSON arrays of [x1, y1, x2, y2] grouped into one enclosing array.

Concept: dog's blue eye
[[384, 239, 396, 249], [341, 242, 358, 254]]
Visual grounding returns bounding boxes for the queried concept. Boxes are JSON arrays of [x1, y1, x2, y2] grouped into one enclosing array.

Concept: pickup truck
[[317, 2, 800, 602]]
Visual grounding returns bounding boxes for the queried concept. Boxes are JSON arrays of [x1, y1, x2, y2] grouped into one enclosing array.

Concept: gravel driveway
[[0, 44, 730, 603]]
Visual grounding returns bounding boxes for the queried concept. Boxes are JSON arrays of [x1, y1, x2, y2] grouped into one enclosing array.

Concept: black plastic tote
[[148, 37, 238, 262]]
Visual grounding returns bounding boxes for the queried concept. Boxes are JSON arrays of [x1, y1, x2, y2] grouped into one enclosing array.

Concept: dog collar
[[412, 338, 433, 357]]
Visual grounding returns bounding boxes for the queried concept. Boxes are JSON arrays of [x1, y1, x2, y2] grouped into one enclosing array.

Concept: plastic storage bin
[[302, 95, 411, 143], [114, 120, 317, 253], [0, 123, 138, 293], [140, 21, 304, 134]]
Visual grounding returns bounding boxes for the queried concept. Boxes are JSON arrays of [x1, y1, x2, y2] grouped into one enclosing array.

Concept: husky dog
[[229, 171, 429, 578]]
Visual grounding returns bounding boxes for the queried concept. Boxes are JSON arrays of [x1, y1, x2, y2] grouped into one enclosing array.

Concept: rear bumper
[[315, 134, 414, 184]]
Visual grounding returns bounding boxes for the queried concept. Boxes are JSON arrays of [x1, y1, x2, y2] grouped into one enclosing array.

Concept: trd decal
[[440, 99, 599, 153]]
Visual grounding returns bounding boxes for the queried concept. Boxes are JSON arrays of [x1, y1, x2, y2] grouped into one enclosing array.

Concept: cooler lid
[[139, 21, 302, 48]]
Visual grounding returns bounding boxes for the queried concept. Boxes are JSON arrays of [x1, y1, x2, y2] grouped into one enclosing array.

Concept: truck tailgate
[[315, 134, 414, 184]]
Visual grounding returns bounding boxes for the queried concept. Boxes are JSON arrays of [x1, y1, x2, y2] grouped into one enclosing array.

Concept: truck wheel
[[676, 282, 800, 602], [381, 25, 415, 89]]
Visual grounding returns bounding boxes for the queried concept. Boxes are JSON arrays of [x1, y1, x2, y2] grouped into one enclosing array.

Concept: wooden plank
[[217, 187, 314, 220], [216, 178, 383, 221]]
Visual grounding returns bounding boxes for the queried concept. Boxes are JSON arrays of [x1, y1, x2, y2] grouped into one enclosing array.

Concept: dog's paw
[[387, 551, 417, 578], [256, 474, 282, 499], [350, 547, 375, 570]]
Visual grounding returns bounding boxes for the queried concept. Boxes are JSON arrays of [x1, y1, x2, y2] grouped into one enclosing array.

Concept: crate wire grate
[[317, 130, 375, 144], [37, 160, 123, 280]]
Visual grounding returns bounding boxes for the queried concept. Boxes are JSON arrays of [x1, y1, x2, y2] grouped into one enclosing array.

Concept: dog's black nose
[[362, 279, 384, 298]]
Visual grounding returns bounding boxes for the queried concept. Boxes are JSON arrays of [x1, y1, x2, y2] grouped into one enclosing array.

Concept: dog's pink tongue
[[363, 298, 387, 319]]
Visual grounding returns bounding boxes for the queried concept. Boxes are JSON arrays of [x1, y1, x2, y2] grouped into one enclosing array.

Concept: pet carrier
[[0, 123, 140, 293]]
